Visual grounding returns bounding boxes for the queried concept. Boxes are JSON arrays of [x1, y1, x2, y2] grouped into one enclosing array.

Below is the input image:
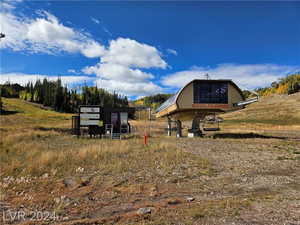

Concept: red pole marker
[[144, 133, 148, 145]]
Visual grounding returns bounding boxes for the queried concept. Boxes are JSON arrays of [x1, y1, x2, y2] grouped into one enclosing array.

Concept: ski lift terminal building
[[156, 79, 245, 120], [155, 79, 256, 137]]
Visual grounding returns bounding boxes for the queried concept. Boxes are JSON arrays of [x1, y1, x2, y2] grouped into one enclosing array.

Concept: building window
[[193, 81, 228, 104]]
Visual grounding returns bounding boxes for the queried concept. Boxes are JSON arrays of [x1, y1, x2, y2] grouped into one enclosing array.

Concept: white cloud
[[82, 37, 168, 96], [0, 73, 94, 86], [166, 48, 178, 56], [101, 38, 167, 69], [162, 64, 300, 90], [80, 41, 105, 58], [1, 0, 23, 11], [91, 17, 100, 24], [67, 69, 79, 74], [27, 12, 75, 43], [1, 2, 15, 11], [0, 9, 105, 57], [0, 12, 28, 51], [0, 1, 168, 97], [95, 79, 163, 96], [83, 63, 154, 82]]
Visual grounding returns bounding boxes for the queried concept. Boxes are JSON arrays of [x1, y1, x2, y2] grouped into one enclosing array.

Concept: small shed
[[73, 106, 135, 138]]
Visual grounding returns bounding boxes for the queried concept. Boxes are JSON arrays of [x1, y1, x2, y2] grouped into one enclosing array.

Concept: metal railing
[[235, 97, 259, 106], [105, 124, 113, 139]]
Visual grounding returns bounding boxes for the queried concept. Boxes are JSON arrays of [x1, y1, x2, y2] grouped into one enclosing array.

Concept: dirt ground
[[177, 137, 300, 225], [2, 127, 300, 225], [1, 98, 300, 225]]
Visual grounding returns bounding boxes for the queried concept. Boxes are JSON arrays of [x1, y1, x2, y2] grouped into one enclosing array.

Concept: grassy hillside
[[0, 98, 73, 178], [222, 92, 300, 129]]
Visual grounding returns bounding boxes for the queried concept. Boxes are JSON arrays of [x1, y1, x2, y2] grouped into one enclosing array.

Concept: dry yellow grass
[[1, 97, 300, 225], [0, 98, 212, 180], [222, 92, 300, 130]]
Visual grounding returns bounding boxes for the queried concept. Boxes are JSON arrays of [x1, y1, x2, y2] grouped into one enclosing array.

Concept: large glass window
[[193, 81, 228, 104]]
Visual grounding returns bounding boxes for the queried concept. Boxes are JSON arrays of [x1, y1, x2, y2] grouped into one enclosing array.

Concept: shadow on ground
[[0, 110, 19, 115], [212, 132, 286, 139]]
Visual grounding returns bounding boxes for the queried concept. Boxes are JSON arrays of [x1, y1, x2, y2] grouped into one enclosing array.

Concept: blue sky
[[1, 0, 300, 98]]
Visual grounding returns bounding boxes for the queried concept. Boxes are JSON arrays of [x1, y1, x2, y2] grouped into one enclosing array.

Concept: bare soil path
[[177, 138, 300, 225]]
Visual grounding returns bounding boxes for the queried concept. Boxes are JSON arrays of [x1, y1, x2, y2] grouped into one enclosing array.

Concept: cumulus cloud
[[0, 8, 105, 57], [83, 63, 154, 82], [0, 73, 94, 86], [82, 37, 168, 96], [101, 38, 167, 69], [162, 64, 300, 90], [80, 40, 105, 58], [95, 79, 163, 96]]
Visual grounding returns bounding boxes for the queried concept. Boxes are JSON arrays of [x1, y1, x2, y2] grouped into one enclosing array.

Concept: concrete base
[[188, 132, 195, 138], [187, 128, 203, 138]]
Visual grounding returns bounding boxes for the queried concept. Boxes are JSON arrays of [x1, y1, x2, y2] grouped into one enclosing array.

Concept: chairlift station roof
[[156, 79, 245, 120]]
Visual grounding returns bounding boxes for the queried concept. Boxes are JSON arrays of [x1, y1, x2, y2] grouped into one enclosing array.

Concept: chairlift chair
[[203, 114, 220, 131]]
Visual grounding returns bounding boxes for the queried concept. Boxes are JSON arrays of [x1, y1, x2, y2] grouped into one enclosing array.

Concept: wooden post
[[176, 120, 182, 138]]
